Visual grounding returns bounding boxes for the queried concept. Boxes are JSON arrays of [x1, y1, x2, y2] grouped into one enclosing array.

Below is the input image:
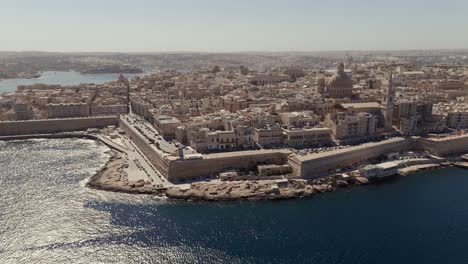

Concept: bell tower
[[382, 73, 395, 130]]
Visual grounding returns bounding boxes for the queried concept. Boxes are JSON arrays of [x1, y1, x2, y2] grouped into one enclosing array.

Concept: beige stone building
[[247, 74, 291, 86], [283, 127, 332, 147], [325, 112, 377, 141], [186, 126, 249, 153], [280, 112, 319, 128], [91, 104, 128, 116], [47, 103, 89, 119], [221, 95, 249, 113], [206, 130, 239, 152], [13, 102, 35, 120], [395, 101, 434, 135], [326, 63, 353, 98], [435, 79, 465, 90], [446, 112, 468, 129], [433, 102, 468, 130], [153, 115, 181, 140], [253, 125, 283, 147]]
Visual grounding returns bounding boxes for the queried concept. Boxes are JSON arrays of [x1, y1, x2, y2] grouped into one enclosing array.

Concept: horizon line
[[2, 48, 468, 55]]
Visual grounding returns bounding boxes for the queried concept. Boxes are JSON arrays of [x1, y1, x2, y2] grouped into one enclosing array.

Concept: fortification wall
[[119, 117, 171, 178], [293, 137, 410, 178], [418, 135, 468, 156], [119, 114, 468, 182], [168, 150, 290, 181], [0, 117, 118, 136], [119, 116, 291, 181]]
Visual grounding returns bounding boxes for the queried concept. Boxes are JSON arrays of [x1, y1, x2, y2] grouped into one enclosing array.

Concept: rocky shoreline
[[86, 152, 165, 195], [86, 152, 466, 202], [398, 163, 443, 176], [164, 175, 370, 201], [86, 152, 371, 201]]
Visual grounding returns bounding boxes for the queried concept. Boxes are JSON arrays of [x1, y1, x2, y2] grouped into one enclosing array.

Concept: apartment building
[[253, 125, 283, 147], [283, 127, 332, 147], [325, 112, 377, 141], [47, 103, 89, 119]]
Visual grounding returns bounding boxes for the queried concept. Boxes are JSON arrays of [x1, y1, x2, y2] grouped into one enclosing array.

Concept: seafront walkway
[[113, 133, 171, 187], [94, 134, 128, 153]]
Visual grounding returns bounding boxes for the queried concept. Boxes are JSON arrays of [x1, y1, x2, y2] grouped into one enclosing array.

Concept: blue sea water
[[1, 138, 468, 264], [0, 71, 142, 93]]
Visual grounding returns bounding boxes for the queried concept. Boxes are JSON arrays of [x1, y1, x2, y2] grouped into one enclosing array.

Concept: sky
[[1, 0, 468, 52]]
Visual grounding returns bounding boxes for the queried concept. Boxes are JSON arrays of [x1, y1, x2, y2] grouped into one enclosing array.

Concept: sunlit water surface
[[0, 71, 142, 93], [1, 138, 468, 264]]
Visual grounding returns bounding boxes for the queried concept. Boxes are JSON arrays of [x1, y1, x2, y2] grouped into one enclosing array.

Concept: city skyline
[[2, 1, 468, 264], [2, 0, 468, 52]]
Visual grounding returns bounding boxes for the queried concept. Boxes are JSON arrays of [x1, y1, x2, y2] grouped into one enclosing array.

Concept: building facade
[[326, 63, 353, 98], [325, 112, 377, 141], [283, 127, 332, 147], [47, 103, 89, 119]]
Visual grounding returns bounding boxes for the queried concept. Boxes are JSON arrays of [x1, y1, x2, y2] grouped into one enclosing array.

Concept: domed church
[[326, 63, 353, 98]]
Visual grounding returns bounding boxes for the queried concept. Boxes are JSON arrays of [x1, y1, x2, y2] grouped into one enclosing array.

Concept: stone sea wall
[[120, 116, 292, 181], [119, 113, 468, 181], [291, 137, 410, 178], [417, 135, 468, 156], [119, 117, 171, 178], [168, 150, 291, 181], [0, 116, 118, 136]]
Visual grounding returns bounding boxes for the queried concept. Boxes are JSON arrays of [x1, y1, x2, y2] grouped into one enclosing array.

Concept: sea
[[1, 138, 468, 264], [0, 71, 143, 93]]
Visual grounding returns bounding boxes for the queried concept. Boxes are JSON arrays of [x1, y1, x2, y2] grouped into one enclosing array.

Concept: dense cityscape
[[0, 52, 467, 200], [2, 0, 468, 262]]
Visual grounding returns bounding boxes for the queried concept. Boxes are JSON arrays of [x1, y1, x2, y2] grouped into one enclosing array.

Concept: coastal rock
[[304, 188, 315, 197], [266, 193, 283, 200], [292, 189, 305, 196], [282, 190, 298, 199], [290, 179, 307, 188], [264, 187, 281, 195], [336, 180, 349, 187], [165, 188, 187, 199], [355, 177, 369, 185], [312, 184, 328, 193]]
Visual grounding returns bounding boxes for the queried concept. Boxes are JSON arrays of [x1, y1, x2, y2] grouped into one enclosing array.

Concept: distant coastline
[[0, 71, 144, 93]]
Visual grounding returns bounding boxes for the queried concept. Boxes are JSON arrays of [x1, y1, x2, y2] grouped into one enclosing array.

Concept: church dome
[[326, 63, 351, 87]]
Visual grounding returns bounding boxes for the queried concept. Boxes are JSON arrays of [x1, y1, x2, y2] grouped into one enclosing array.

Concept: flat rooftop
[[205, 149, 291, 159], [377, 161, 399, 169], [340, 102, 381, 109], [155, 115, 181, 124]]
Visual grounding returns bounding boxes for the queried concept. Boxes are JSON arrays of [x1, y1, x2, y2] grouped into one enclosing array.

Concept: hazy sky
[[1, 0, 468, 52]]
